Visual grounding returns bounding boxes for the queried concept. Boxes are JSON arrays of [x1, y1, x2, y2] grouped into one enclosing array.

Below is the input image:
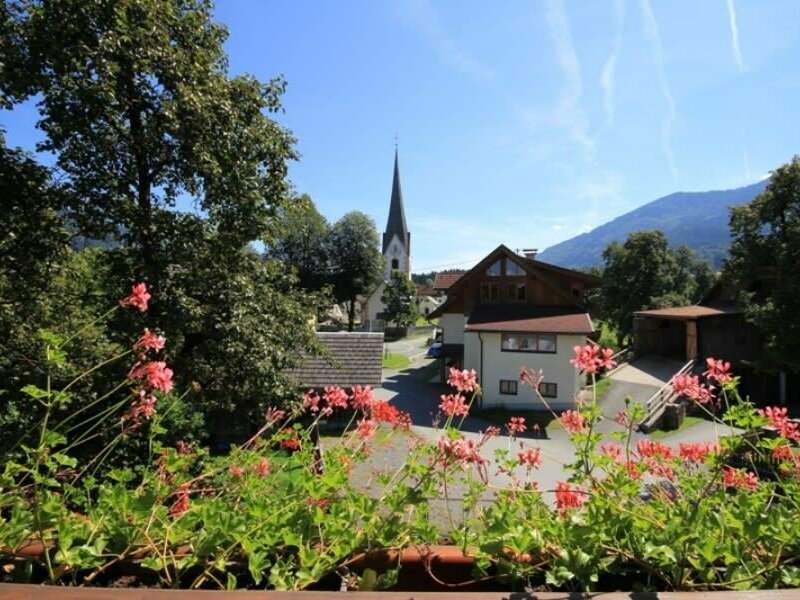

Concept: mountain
[[537, 179, 769, 269]]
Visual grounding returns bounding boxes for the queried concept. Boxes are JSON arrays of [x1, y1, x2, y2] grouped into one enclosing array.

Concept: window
[[501, 333, 557, 353], [480, 283, 499, 303], [391, 258, 399, 270], [486, 260, 502, 276], [500, 379, 518, 395], [540, 382, 557, 398], [506, 259, 525, 276], [507, 283, 526, 302]]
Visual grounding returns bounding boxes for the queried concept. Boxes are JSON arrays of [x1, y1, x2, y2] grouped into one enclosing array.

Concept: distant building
[[430, 245, 599, 410], [362, 149, 412, 330]]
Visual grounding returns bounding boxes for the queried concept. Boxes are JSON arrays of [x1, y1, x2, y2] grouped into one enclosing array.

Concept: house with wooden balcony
[[429, 245, 600, 410]]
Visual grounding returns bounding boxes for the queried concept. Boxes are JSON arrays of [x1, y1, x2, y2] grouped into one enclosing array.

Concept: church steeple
[[382, 148, 410, 255]]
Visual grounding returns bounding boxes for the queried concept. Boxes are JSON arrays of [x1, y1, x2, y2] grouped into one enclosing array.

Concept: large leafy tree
[[725, 156, 800, 372], [381, 271, 419, 330], [1, 0, 320, 426], [601, 231, 715, 344], [3, 0, 293, 283], [265, 194, 331, 292], [329, 212, 383, 331]]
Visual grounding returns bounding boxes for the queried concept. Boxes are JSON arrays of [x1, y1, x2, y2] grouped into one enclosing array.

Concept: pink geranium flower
[[517, 447, 541, 468], [129, 361, 174, 393], [323, 386, 349, 411], [439, 393, 469, 417], [254, 457, 270, 477], [133, 328, 166, 352], [560, 410, 586, 433], [119, 283, 151, 312], [554, 481, 586, 516], [350, 385, 374, 411], [447, 368, 478, 393], [355, 418, 376, 441], [506, 416, 526, 435], [703, 357, 732, 384], [722, 467, 759, 492], [570, 344, 617, 374]]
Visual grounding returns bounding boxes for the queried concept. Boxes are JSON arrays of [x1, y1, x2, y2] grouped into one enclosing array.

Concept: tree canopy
[[601, 231, 715, 343], [381, 271, 419, 330], [725, 156, 800, 372], [328, 212, 383, 331], [0, 0, 323, 452], [265, 194, 330, 292]]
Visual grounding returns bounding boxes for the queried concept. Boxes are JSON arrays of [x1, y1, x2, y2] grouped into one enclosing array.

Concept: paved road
[[373, 354, 738, 507], [383, 334, 432, 362]]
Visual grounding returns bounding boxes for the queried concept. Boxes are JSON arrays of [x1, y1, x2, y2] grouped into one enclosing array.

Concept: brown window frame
[[499, 379, 518, 395], [500, 333, 557, 354], [539, 382, 557, 398]]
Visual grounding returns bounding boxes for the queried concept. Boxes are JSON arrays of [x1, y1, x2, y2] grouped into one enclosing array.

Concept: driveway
[[383, 334, 431, 362], [373, 354, 738, 510]]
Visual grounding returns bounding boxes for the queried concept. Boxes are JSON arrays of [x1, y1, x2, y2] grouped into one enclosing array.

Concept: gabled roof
[[634, 304, 742, 320], [466, 304, 594, 334], [433, 270, 465, 291], [290, 332, 383, 389], [430, 244, 599, 318], [382, 149, 410, 254]]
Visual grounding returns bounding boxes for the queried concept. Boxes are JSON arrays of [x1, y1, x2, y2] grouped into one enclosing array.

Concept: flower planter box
[[1, 582, 799, 599]]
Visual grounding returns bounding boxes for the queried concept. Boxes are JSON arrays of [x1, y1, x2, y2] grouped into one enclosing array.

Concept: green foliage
[[328, 211, 383, 331], [601, 231, 716, 343], [725, 156, 800, 372], [265, 194, 331, 293], [1, 0, 322, 433], [380, 271, 418, 329], [2, 328, 800, 591]]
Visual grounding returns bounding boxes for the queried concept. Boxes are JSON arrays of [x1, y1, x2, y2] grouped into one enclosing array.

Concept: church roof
[[382, 149, 410, 254]]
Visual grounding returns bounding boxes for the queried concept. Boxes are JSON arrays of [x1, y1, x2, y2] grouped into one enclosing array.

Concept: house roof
[[382, 149, 410, 254], [289, 332, 383, 389], [433, 270, 464, 291], [430, 244, 599, 319], [416, 284, 435, 296], [634, 304, 743, 320], [465, 304, 594, 334]]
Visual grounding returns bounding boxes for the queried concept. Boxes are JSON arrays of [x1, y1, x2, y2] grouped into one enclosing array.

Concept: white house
[[430, 245, 599, 410]]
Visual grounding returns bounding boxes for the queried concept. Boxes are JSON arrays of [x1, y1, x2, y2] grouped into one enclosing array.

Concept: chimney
[[521, 248, 538, 260]]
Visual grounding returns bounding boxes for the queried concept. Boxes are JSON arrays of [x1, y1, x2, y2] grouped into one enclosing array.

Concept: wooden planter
[[2, 544, 799, 598]]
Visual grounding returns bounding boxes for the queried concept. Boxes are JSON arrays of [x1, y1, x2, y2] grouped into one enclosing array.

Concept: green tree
[[381, 271, 419, 330], [266, 194, 330, 292], [1, 0, 320, 429], [329, 212, 383, 331], [725, 156, 800, 371], [601, 231, 715, 344]]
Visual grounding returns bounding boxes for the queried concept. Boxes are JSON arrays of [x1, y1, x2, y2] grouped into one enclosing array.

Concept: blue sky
[[3, 1, 799, 273]]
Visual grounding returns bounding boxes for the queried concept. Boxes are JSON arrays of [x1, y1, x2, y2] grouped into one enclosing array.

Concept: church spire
[[382, 148, 410, 254]]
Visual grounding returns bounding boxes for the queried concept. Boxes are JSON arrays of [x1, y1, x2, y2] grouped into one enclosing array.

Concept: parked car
[[426, 342, 442, 358]]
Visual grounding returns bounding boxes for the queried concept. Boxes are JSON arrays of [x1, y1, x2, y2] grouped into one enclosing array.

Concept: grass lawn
[[595, 320, 623, 352], [650, 415, 704, 439], [415, 316, 438, 327], [588, 376, 613, 402], [382, 353, 411, 370]]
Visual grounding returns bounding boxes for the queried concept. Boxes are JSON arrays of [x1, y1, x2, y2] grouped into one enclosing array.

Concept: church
[[361, 149, 412, 331]]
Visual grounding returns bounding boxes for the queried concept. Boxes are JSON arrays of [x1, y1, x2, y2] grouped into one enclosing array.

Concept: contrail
[[601, 0, 625, 129], [641, 0, 678, 183], [726, 0, 745, 72], [546, 0, 593, 154]]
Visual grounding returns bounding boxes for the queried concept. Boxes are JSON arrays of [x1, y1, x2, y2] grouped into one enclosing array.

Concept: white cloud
[[726, 0, 746, 72], [600, 0, 626, 130], [544, 0, 594, 155], [398, 0, 493, 81], [641, 0, 678, 183]]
